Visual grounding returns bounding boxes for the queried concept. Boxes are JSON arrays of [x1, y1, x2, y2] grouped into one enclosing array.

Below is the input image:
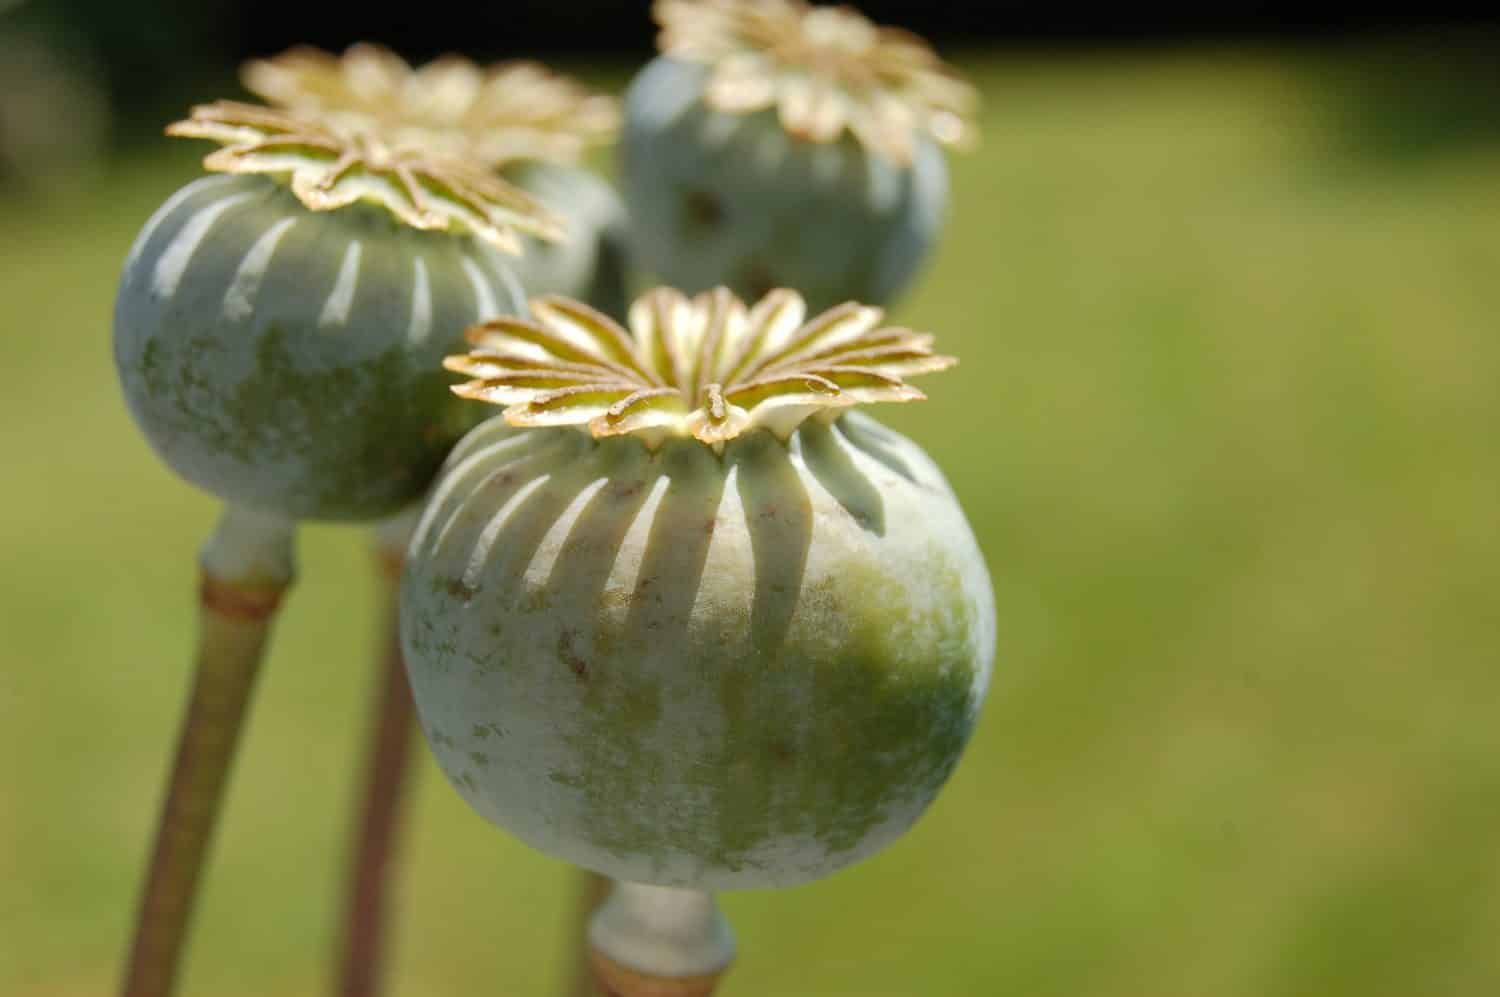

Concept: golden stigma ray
[[167, 101, 563, 253], [446, 286, 956, 446]]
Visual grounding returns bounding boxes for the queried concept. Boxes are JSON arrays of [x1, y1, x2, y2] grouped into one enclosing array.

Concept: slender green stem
[[587, 883, 735, 997], [566, 871, 615, 997], [121, 505, 296, 997], [334, 526, 418, 997]]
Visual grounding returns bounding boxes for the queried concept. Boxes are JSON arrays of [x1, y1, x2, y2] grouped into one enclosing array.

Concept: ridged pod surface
[[621, 57, 947, 314], [114, 174, 525, 520], [502, 160, 630, 320], [401, 412, 994, 889]]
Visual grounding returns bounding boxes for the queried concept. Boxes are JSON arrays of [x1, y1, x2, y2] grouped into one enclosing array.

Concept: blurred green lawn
[[3, 41, 1498, 996]]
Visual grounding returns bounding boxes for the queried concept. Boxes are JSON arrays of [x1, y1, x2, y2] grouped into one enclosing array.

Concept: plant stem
[[587, 883, 735, 997], [334, 512, 421, 997], [121, 505, 296, 997], [566, 871, 615, 997]]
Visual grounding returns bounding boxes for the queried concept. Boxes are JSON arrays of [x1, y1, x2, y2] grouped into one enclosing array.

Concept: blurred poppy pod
[[622, 0, 976, 313], [243, 44, 630, 314]]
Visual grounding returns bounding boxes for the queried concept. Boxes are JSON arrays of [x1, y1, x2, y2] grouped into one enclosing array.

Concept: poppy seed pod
[[502, 159, 630, 319], [401, 287, 995, 890], [112, 101, 553, 520], [621, 1, 976, 312], [243, 44, 629, 314]]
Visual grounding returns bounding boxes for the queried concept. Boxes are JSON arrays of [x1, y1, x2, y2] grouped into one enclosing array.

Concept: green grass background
[[3, 39, 1498, 996]]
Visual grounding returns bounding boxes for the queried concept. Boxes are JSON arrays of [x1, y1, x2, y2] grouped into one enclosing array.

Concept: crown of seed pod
[[242, 43, 619, 166], [244, 43, 630, 315], [622, 0, 977, 313], [112, 96, 558, 519], [402, 286, 995, 889]]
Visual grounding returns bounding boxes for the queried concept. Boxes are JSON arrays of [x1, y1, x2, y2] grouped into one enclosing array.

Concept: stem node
[[586, 883, 734, 997]]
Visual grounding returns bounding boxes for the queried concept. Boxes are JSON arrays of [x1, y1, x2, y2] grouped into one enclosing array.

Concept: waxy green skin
[[114, 174, 525, 521], [621, 57, 948, 313], [401, 412, 995, 890], [503, 160, 631, 320]]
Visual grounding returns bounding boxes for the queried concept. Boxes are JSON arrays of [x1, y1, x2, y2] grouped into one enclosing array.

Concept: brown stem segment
[[589, 950, 728, 997], [335, 549, 417, 997], [120, 573, 290, 997], [566, 871, 615, 997]]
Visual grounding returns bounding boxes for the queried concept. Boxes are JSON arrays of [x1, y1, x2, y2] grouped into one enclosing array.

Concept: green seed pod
[[113, 100, 557, 520], [503, 159, 630, 319], [402, 287, 995, 890], [622, 1, 977, 312]]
